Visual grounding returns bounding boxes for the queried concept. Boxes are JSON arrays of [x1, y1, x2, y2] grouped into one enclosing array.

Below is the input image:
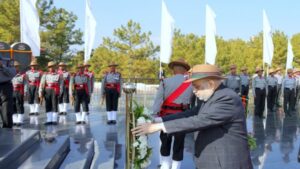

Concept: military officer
[[26, 59, 43, 115], [39, 61, 63, 125], [225, 64, 241, 94], [152, 58, 193, 169], [266, 69, 278, 111], [275, 68, 283, 106], [240, 67, 250, 97], [293, 68, 300, 103], [84, 62, 94, 114], [70, 64, 91, 124], [12, 61, 27, 126], [252, 67, 267, 118], [0, 59, 16, 128], [101, 62, 122, 125], [282, 68, 297, 116], [57, 62, 70, 115]]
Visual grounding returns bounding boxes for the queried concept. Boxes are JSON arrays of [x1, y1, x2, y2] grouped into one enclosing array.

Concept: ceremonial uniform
[[12, 62, 27, 126], [240, 72, 250, 96], [84, 63, 95, 103], [70, 64, 91, 124], [294, 69, 300, 103], [39, 62, 63, 125], [153, 59, 192, 169], [252, 68, 267, 118], [26, 60, 43, 115], [275, 71, 283, 106], [266, 69, 278, 111], [58, 62, 70, 115], [101, 62, 122, 124], [225, 74, 241, 93], [282, 69, 297, 115], [0, 61, 16, 128]]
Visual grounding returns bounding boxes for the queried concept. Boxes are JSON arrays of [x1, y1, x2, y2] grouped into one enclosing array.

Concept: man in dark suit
[[132, 64, 253, 169]]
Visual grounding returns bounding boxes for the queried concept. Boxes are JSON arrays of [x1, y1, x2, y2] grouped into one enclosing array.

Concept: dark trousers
[[74, 89, 88, 112], [254, 88, 266, 117], [13, 91, 24, 114], [275, 84, 282, 105], [284, 88, 296, 114], [0, 82, 13, 128], [44, 88, 58, 112], [241, 85, 249, 96], [160, 131, 185, 161], [28, 85, 39, 104], [105, 88, 119, 111], [296, 86, 300, 104], [59, 87, 69, 103], [267, 86, 277, 110]]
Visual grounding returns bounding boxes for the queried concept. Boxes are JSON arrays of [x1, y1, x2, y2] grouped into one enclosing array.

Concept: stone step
[[0, 128, 40, 169], [60, 138, 95, 169], [92, 141, 116, 169], [16, 135, 70, 169]]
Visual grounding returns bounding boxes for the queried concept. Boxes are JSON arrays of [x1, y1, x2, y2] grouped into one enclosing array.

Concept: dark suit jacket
[[163, 84, 253, 169]]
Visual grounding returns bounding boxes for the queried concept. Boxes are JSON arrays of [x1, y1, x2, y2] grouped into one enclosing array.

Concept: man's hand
[[39, 95, 44, 105], [131, 122, 165, 136]]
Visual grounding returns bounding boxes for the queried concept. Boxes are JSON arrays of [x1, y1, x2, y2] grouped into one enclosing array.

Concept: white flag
[[286, 40, 294, 70], [160, 0, 175, 64], [205, 5, 217, 65], [84, 0, 97, 62], [20, 0, 40, 56], [263, 10, 274, 66]]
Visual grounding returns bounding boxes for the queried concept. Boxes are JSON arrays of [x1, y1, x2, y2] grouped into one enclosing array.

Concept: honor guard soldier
[[225, 64, 241, 94], [39, 62, 63, 125], [70, 64, 91, 124], [101, 62, 122, 125], [58, 62, 70, 115], [240, 67, 250, 111], [12, 61, 27, 126], [252, 67, 267, 118], [0, 59, 16, 128], [84, 62, 94, 114], [26, 59, 43, 115], [266, 69, 278, 111], [152, 59, 193, 169], [275, 68, 283, 106], [282, 68, 297, 116], [293, 68, 300, 103]]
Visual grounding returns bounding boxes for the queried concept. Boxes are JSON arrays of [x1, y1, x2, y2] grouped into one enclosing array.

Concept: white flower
[[137, 117, 146, 125], [133, 141, 139, 148], [141, 160, 151, 168], [143, 108, 152, 116]]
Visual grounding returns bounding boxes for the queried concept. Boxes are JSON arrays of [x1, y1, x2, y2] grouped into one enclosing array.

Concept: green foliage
[[89, 20, 159, 80], [247, 134, 257, 150], [0, 0, 83, 64]]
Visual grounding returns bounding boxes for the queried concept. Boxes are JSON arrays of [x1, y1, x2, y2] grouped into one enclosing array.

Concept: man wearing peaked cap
[[101, 62, 122, 125], [132, 64, 253, 169], [252, 67, 267, 118], [152, 58, 193, 169]]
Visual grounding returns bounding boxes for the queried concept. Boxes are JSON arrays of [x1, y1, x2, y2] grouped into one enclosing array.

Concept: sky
[[53, 0, 300, 49]]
